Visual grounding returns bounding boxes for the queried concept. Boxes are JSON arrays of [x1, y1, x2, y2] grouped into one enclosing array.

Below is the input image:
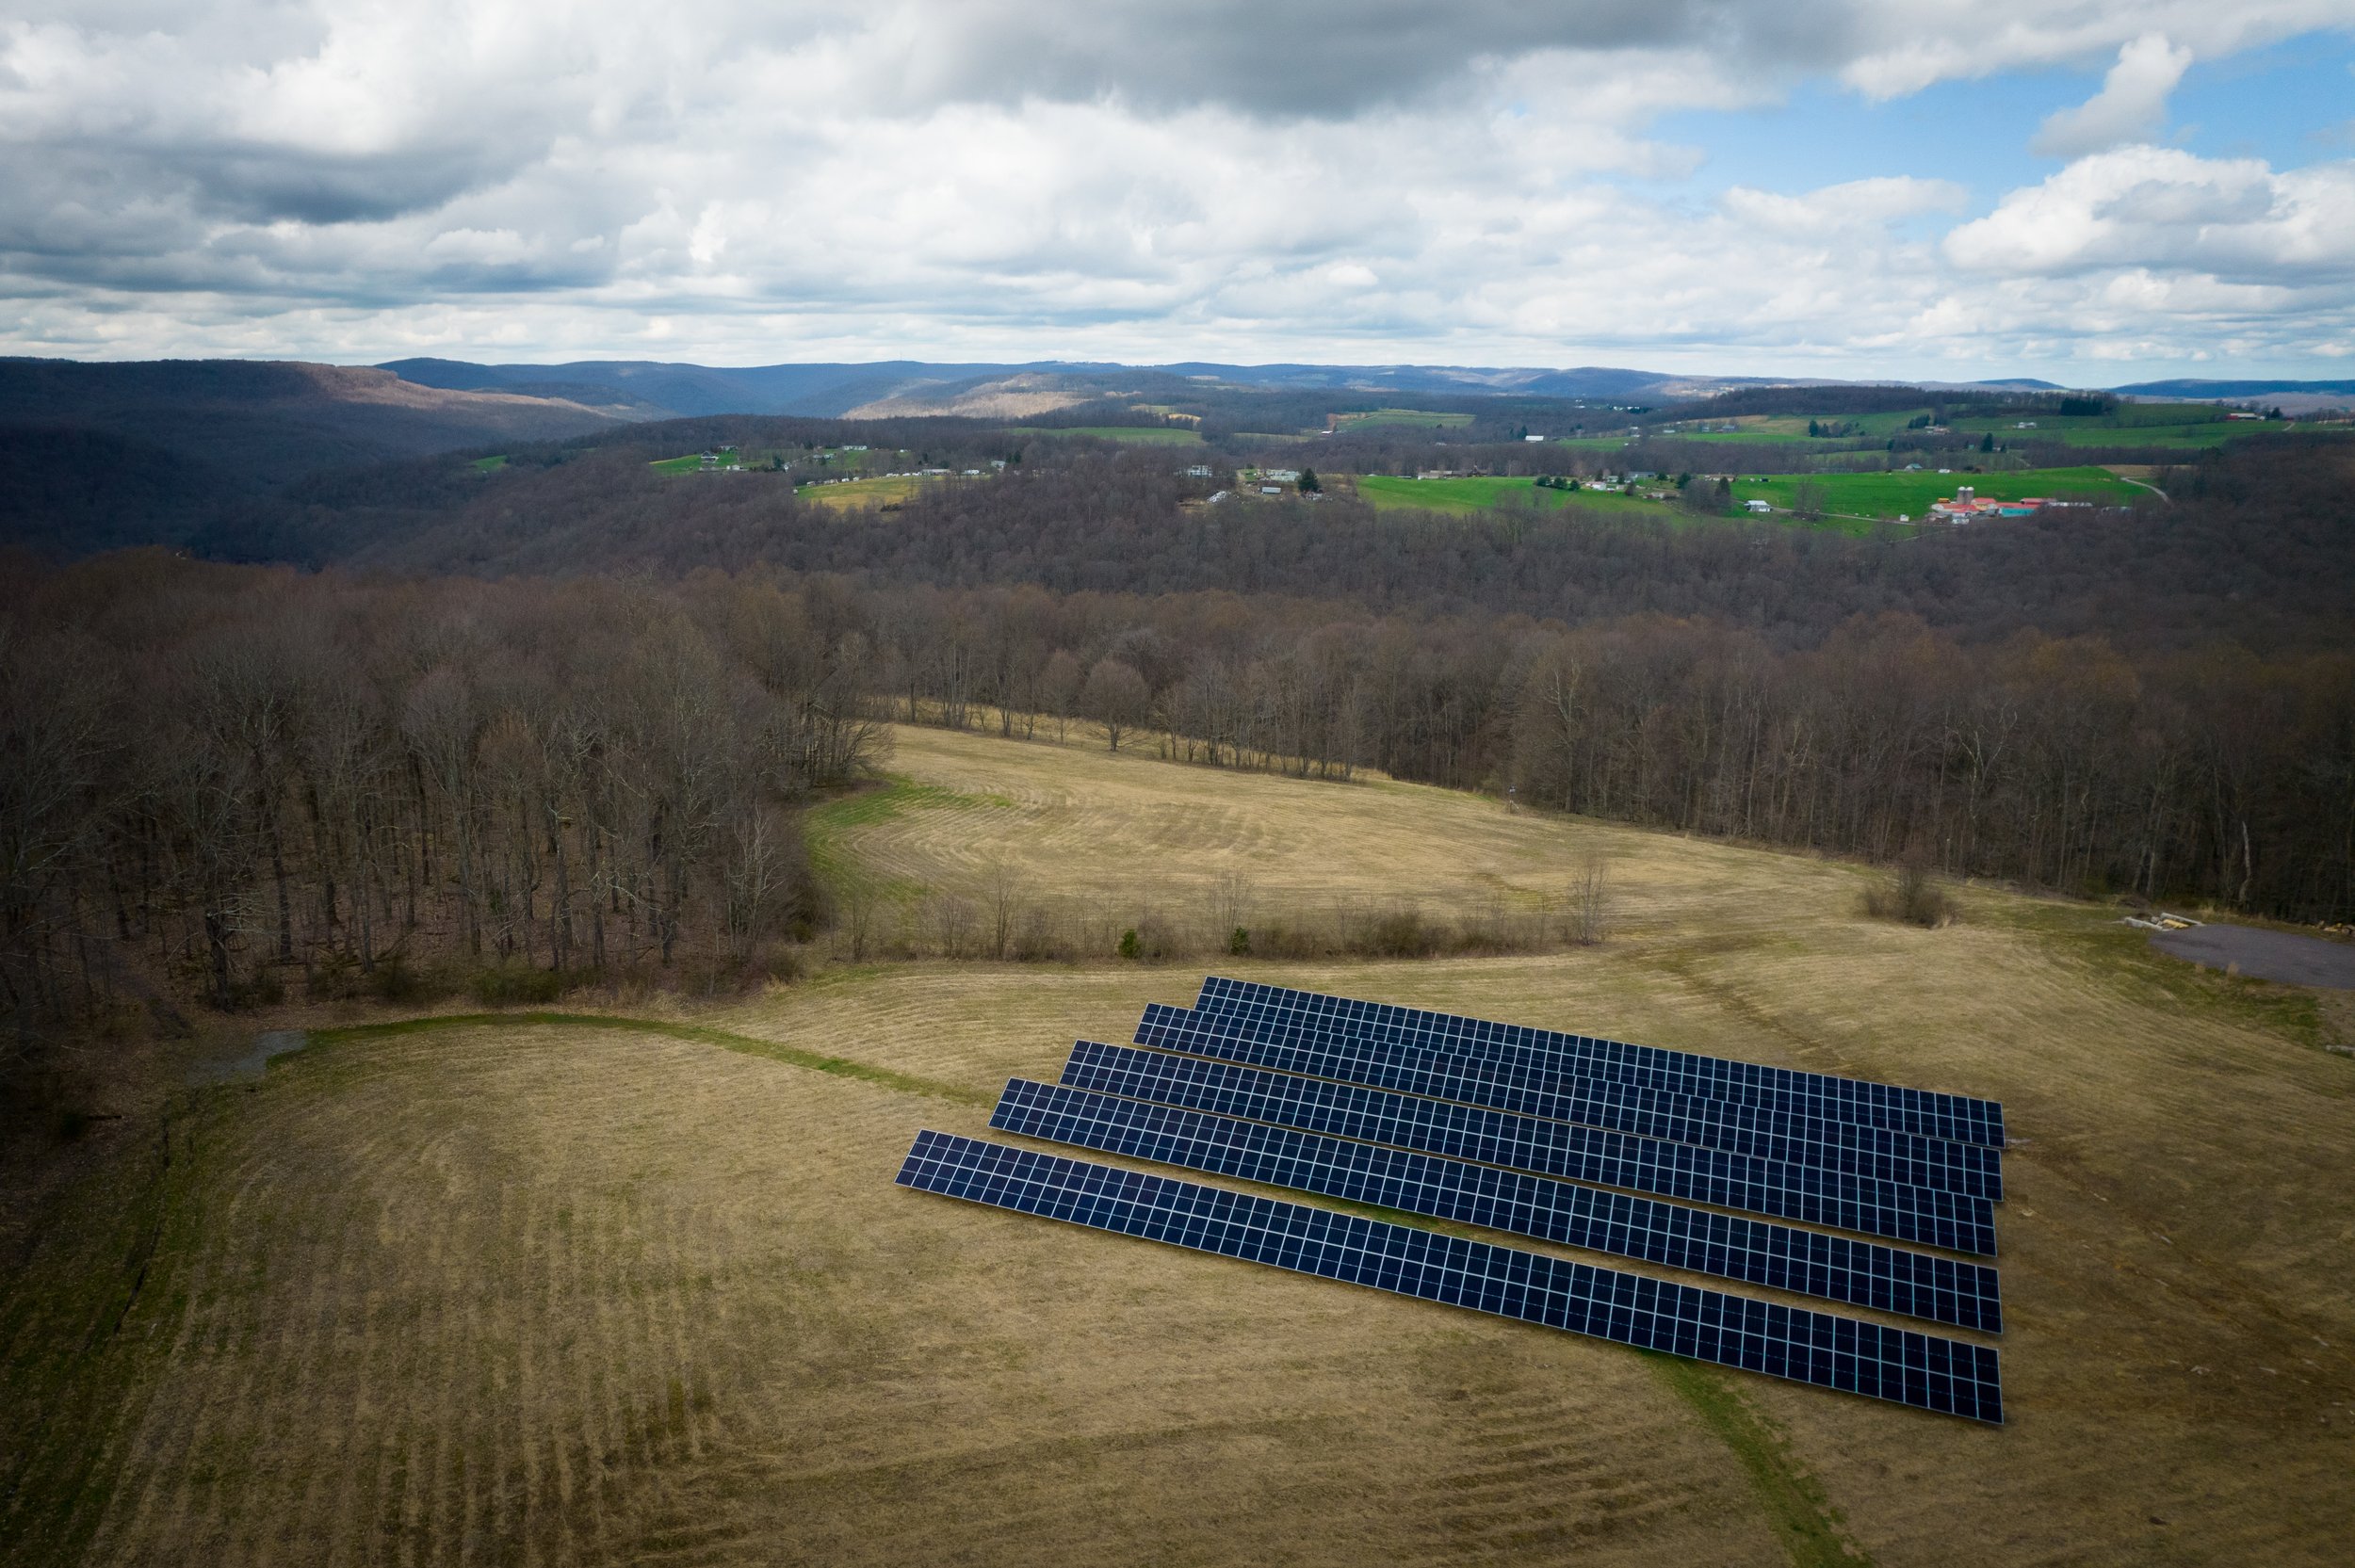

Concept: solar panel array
[[901, 1130, 2006, 1424], [1133, 1004, 2004, 1202], [1065, 1039, 1998, 1253], [995, 1075, 2002, 1332], [897, 978, 2009, 1422], [1194, 976, 2008, 1149]]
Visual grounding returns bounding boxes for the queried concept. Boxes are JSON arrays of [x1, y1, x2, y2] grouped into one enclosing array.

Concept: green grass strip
[[311, 1011, 994, 1107], [1648, 1355, 1874, 1567]]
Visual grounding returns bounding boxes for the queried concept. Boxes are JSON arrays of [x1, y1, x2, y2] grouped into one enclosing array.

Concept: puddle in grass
[[187, 1029, 310, 1086]]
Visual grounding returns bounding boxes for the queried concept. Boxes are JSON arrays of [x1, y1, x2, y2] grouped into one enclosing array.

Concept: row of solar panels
[[898, 978, 2007, 1423], [1195, 976, 2009, 1149]]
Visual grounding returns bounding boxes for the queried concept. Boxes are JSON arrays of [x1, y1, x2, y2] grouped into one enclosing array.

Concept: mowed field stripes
[[899, 1130, 2005, 1423], [994, 1076, 2004, 1332], [1111, 1028, 1995, 1255], [1101, 1027, 2002, 1203], [1194, 978, 2009, 1149]]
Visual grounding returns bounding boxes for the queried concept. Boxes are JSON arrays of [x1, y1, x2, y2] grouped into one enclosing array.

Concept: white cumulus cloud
[[2032, 34, 2195, 157], [2, 1, 2354, 373]]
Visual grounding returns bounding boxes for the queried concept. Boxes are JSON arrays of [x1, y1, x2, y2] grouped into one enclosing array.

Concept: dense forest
[[5, 518, 2350, 1056], [4, 387, 2352, 1074], [188, 434, 2355, 658]]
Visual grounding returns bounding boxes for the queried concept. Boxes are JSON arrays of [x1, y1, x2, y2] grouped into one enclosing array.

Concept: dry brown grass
[[811, 723, 1875, 957], [10, 722, 2355, 1565]]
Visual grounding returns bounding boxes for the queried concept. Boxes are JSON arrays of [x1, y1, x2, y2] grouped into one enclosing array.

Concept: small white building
[[1745, 498, 1774, 513]]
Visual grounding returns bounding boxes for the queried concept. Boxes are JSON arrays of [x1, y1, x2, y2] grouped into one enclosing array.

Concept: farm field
[[1949, 416, 2258, 449], [8, 723, 2353, 1565], [1351, 473, 1882, 534], [795, 474, 941, 509], [1735, 465, 2141, 520], [1331, 408, 1476, 430], [1007, 425, 1203, 445], [1639, 406, 2275, 452], [1352, 473, 1657, 516], [1653, 411, 1932, 445]]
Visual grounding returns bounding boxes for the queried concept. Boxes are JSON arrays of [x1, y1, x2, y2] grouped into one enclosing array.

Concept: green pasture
[[1352, 474, 1657, 518], [469, 454, 508, 473], [1654, 411, 1932, 444], [1734, 465, 2139, 519], [1948, 408, 2255, 448], [1642, 403, 2274, 451]]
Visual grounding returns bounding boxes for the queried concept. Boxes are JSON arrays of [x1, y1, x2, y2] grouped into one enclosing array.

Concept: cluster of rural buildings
[[1924, 485, 2089, 523]]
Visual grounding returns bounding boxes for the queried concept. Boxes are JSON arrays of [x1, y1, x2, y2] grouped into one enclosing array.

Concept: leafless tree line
[[0, 557, 873, 1051], [856, 586, 2354, 922], [5, 551, 2349, 1058]]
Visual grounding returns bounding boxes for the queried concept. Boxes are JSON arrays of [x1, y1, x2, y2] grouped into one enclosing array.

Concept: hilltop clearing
[[7, 719, 2350, 1565]]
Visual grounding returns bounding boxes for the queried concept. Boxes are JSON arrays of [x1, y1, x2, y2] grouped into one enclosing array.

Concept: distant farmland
[[1006, 425, 1202, 445], [797, 474, 942, 509], [1352, 467, 2144, 525], [1331, 408, 1476, 431], [1736, 465, 2141, 519], [1353, 475, 1651, 516]]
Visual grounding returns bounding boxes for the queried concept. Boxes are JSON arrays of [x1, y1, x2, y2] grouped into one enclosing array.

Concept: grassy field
[[1632, 406, 2272, 452], [8, 723, 2353, 1564], [1653, 412, 1931, 445], [1351, 473, 1884, 533], [1735, 466, 2140, 520], [795, 474, 940, 509], [1006, 426, 1203, 445], [1949, 416, 2254, 449], [1353, 474, 1659, 517], [470, 454, 508, 473], [1332, 409, 1476, 430]]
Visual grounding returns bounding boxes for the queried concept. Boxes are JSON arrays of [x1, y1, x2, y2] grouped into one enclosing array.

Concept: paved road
[[2151, 925, 2355, 989]]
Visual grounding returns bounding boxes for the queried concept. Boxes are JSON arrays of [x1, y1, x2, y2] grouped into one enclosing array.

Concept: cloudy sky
[[6, 1, 2355, 379]]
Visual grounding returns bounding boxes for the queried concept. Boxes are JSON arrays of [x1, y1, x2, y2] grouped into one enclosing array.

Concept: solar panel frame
[[1111, 1028, 1995, 1255], [898, 1129, 2005, 1424], [1139, 1006, 2005, 1202], [998, 1076, 2003, 1332], [1194, 977, 2006, 1149], [1089, 1031, 2000, 1203]]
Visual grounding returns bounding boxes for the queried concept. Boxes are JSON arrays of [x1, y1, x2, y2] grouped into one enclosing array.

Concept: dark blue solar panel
[[1082, 1034, 1997, 1203], [1115, 1026, 1994, 1255], [998, 1077, 2003, 1332], [1141, 1004, 2000, 1202], [898, 1130, 2004, 1423], [1194, 977, 2006, 1150]]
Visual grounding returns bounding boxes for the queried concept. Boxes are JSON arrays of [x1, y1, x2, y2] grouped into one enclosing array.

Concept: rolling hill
[[0, 359, 633, 555]]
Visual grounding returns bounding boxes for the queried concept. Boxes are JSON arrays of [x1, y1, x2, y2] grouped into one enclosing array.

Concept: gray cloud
[[2, 1, 2353, 371]]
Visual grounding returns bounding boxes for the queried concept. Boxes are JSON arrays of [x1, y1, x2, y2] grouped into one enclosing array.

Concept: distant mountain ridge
[[0, 357, 631, 555], [382, 356, 2288, 419], [2111, 378, 2355, 398], [377, 357, 1814, 418]]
